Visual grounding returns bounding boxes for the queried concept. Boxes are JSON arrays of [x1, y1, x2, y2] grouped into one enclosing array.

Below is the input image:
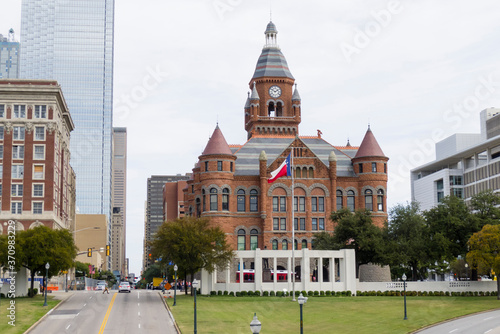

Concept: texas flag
[[268, 152, 292, 183]]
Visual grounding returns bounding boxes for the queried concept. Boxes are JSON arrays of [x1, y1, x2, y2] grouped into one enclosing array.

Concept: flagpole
[[291, 147, 296, 301]]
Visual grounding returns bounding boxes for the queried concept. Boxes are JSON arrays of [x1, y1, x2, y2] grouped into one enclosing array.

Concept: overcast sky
[[2, 0, 500, 277]]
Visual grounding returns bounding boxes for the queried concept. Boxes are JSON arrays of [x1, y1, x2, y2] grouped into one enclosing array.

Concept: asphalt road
[[29, 289, 177, 334], [416, 310, 500, 334]]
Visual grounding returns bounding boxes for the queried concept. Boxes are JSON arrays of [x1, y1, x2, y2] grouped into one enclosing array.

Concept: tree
[[385, 202, 430, 280], [424, 196, 477, 264], [0, 226, 77, 297], [142, 263, 162, 284], [74, 261, 90, 277], [330, 208, 385, 276], [470, 190, 500, 227], [150, 217, 234, 294], [466, 224, 500, 299], [311, 231, 339, 250], [95, 270, 117, 287]]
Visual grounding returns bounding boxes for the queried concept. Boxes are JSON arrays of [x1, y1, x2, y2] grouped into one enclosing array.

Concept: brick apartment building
[[182, 22, 389, 251], [0, 79, 75, 233]]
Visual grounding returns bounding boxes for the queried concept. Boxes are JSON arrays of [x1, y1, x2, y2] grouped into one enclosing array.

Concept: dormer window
[[217, 161, 222, 171]]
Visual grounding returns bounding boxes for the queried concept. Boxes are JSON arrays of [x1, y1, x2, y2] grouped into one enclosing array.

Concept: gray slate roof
[[233, 137, 356, 177], [252, 48, 295, 80]]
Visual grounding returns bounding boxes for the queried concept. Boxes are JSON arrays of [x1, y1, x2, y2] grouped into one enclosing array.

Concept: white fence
[[357, 280, 497, 293]]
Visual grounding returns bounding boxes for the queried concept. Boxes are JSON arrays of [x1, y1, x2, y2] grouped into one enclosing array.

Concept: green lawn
[[0, 294, 60, 334], [166, 295, 500, 333]]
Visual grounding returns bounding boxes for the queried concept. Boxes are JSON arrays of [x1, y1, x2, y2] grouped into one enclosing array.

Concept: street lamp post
[[465, 263, 469, 280], [193, 279, 199, 334], [43, 262, 50, 307], [173, 264, 178, 306], [402, 273, 407, 320], [298, 292, 308, 333], [250, 313, 262, 333]]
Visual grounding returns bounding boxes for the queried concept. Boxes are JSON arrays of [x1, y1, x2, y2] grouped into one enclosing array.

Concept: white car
[[96, 283, 106, 291], [119, 282, 131, 293]]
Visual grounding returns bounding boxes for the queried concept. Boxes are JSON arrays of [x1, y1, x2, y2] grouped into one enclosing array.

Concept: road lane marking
[[66, 324, 71, 330], [139, 324, 141, 329], [98, 293, 118, 334], [83, 303, 87, 307], [449, 329, 458, 333], [138, 312, 140, 316], [485, 330, 492, 334], [485, 317, 495, 321]]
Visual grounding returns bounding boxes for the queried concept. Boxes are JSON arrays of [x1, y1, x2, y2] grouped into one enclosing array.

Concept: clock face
[[269, 85, 282, 98]]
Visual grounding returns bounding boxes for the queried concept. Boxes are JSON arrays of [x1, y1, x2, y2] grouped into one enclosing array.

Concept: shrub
[[240, 291, 247, 297], [276, 291, 283, 297], [263, 291, 269, 297], [223, 290, 228, 296], [474, 291, 479, 297], [235, 291, 241, 297], [210, 291, 216, 296], [346, 290, 352, 297], [270, 291, 275, 297], [295, 291, 300, 297], [28, 288, 38, 296], [485, 291, 490, 296], [301, 291, 307, 297], [229, 291, 235, 297], [308, 291, 314, 296], [326, 291, 331, 296], [320, 291, 325, 296], [313, 291, 319, 296], [218, 290, 223, 296]]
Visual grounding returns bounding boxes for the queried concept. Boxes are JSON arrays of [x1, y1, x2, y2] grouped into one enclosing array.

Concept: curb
[[158, 291, 181, 333], [24, 292, 76, 333]]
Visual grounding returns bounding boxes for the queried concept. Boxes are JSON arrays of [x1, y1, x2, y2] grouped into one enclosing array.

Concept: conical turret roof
[[202, 125, 233, 156], [354, 127, 386, 158]]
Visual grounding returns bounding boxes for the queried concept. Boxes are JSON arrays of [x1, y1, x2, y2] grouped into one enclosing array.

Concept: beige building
[[111, 127, 127, 278], [74, 214, 109, 271]]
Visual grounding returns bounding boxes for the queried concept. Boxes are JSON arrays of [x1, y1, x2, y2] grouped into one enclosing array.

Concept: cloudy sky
[[2, 0, 500, 276]]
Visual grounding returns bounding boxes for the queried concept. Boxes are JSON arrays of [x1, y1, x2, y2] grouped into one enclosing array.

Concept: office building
[[412, 107, 500, 211], [143, 175, 190, 270], [20, 0, 114, 222], [111, 127, 127, 278], [74, 214, 109, 271], [0, 29, 20, 79], [0, 79, 75, 232]]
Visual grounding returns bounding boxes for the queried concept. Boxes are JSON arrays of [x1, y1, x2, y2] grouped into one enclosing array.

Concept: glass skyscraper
[[20, 1, 114, 222], [0, 29, 20, 79]]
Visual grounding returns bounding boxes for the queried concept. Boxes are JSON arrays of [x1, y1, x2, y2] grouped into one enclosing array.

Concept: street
[[416, 309, 500, 334], [28, 289, 177, 334]]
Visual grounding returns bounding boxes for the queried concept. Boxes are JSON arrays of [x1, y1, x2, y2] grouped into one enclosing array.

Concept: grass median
[[166, 294, 500, 333], [0, 294, 60, 334]]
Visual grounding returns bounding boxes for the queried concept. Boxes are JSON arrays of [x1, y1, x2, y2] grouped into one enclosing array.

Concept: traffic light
[[106, 245, 110, 256], [87, 248, 92, 257], [148, 253, 152, 260]]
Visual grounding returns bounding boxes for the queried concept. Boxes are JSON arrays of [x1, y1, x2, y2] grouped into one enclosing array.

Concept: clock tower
[[244, 21, 302, 139]]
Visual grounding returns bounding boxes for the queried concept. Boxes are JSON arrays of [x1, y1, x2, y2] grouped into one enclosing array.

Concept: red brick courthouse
[[183, 21, 388, 251]]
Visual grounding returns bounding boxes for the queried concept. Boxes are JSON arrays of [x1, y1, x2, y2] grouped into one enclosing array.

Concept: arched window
[[347, 190, 355, 211], [276, 102, 283, 117], [249, 189, 258, 212], [365, 189, 373, 211], [294, 239, 298, 250], [196, 198, 201, 217], [272, 239, 278, 250], [210, 188, 218, 211], [237, 229, 246, 250], [302, 239, 308, 249], [222, 188, 229, 211], [377, 189, 384, 211], [202, 189, 206, 211], [309, 167, 314, 178], [336, 190, 343, 209], [282, 239, 288, 250], [296, 167, 301, 178], [189, 206, 193, 216], [237, 189, 246, 212], [250, 229, 258, 250], [268, 101, 275, 117], [302, 167, 307, 178]]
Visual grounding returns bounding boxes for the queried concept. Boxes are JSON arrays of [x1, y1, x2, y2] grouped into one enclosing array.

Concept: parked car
[[96, 283, 106, 291], [119, 281, 131, 293]]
